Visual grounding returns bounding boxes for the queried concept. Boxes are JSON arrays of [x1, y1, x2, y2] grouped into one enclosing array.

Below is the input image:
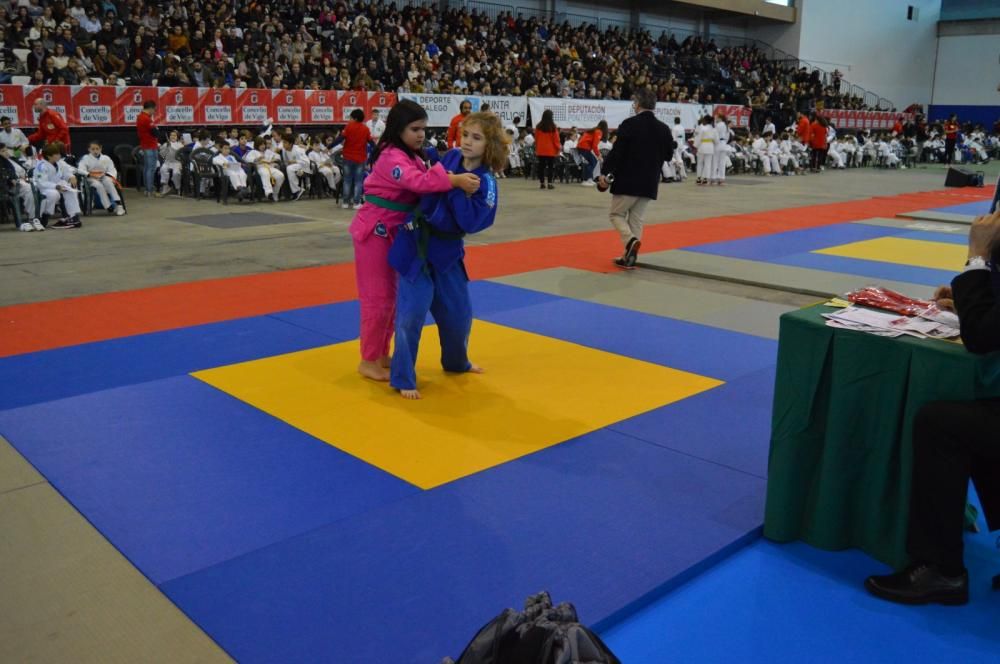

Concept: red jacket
[[447, 113, 466, 149], [809, 121, 827, 149], [27, 108, 70, 149], [576, 129, 602, 155], [342, 121, 371, 163], [533, 129, 561, 157], [796, 117, 810, 144], [136, 111, 158, 149]]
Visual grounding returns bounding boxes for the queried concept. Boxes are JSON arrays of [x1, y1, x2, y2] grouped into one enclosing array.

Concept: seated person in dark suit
[[866, 209, 1000, 605]]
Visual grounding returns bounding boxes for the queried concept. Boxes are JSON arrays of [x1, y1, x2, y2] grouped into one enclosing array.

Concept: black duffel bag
[[442, 591, 621, 664]]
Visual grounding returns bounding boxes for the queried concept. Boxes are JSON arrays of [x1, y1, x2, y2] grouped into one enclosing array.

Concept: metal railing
[[598, 17, 631, 32], [460, 0, 511, 21], [514, 5, 555, 22], [556, 12, 600, 30]]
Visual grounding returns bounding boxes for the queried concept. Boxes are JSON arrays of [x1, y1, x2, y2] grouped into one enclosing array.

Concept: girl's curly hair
[[460, 112, 511, 173]]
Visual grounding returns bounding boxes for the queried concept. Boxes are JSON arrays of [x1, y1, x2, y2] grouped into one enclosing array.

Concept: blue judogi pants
[[390, 261, 473, 390]]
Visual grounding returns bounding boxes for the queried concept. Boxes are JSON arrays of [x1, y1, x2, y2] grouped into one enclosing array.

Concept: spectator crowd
[[0, 0, 882, 116]]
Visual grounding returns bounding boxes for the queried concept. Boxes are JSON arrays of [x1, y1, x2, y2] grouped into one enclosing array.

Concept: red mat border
[[0, 187, 990, 358]]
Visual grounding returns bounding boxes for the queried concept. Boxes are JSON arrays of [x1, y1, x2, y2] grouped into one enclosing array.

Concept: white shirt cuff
[[964, 256, 989, 272]]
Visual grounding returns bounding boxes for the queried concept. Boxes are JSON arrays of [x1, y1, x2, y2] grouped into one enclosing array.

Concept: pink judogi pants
[[353, 229, 398, 361], [347, 145, 454, 362]]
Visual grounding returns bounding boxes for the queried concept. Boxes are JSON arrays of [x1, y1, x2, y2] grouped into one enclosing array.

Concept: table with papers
[[822, 304, 960, 340], [764, 303, 1000, 568]]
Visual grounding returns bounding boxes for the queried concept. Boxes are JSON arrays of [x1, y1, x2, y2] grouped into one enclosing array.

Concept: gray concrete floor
[[1, 162, 991, 306], [0, 160, 994, 661]]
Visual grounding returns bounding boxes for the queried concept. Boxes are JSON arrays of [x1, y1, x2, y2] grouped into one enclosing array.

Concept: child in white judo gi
[[77, 141, 125, 215], [307, 136, 342, 194], [694, 115, 717, 185], [244, 136, 285, 202], [282, 135, 311, 201], [34, 142, 81, 229], [1, 145, 42, 230], [158, 129, 184, 196], [212, 142, 250, 199]]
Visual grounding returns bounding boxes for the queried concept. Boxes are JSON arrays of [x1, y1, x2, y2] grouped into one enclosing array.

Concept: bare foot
[[468, 364, 485, 374], [399, 388, 421, 399], [377, 356, 391, 369], [358, 360, 390, 382]]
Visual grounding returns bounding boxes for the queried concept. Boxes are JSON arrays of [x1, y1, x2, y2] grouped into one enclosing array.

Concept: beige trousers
[[609, 194, 650, 247]]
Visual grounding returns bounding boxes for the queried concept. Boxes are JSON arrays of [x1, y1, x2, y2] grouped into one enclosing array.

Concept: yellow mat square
[[813, 237, 966, 271], [192, 320, 722, 489]]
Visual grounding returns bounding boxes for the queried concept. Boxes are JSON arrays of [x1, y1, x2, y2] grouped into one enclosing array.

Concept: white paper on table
[[889, 317, 944, 335], [823, 317, 904, 337], [822, 305, 960, 339], [915, 307, 960, 329], [823, 307, 901, 328]]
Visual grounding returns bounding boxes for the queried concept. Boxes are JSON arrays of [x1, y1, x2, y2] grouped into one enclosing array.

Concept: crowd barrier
[[0, 85, 396, 127], [821, 108, 913, 131], [0, 85, 907, 132]]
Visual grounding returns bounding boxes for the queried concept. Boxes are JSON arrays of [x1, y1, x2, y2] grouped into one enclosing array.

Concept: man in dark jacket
[[598, 88, 674, 268], [866, 209, 1000, 606]]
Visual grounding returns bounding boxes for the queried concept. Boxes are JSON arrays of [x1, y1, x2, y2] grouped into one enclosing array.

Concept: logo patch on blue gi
[[485, 174, 496, 209], [391, 165, 402, 181], [374, 222, 388, 238]]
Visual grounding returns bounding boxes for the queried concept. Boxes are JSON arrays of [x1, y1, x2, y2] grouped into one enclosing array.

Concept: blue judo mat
[[0, 282, 776, 662], [603, 509, 1000, 662], [928, 200, 991, 216], [687, 223, 965, 287]]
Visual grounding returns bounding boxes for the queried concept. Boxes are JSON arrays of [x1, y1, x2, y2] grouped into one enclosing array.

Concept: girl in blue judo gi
[[388, 111, 510, 399]]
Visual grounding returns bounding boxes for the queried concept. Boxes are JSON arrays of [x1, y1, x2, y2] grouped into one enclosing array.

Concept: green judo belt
[[366, 195, 465, 272]]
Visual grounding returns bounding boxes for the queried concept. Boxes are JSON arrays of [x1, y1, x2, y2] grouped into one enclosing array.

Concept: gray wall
[[747, 0, 941, 108], [932, 21, 1000, 106]]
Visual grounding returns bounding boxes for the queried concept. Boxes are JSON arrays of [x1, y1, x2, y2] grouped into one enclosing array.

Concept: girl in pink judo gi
[[349, 100, 481, 382]]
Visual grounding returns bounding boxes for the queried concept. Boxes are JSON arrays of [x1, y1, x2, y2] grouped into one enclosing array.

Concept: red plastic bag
[[846, 286, 932, 317]]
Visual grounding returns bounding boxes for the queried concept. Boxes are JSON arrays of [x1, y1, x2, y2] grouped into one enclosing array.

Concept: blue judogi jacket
[[388, 148, 497, 281], [425, 144, 441, 165]]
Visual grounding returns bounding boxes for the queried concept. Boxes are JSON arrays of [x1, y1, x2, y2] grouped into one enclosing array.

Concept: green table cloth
[[764, 304, 1000, 568]]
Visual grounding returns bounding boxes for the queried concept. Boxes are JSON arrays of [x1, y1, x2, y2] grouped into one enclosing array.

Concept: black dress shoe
[[624, 237, 641, 267], [612, 256, 634, 270], [865, 563, 968, 606]]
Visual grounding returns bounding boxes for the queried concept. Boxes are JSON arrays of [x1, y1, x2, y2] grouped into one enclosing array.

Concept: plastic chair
[[272, 154, 291, 202], [0, 176, 30, 227], [189, 149, 226, 203], [308, 162, 330, 199], [522, 145, 537, 180], [82, 176, 127, 215], [113, 144, 138, 189], [175, 146, 193, 196]]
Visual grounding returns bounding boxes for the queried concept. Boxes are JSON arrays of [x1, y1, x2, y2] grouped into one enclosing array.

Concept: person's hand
[[597, 175, 608, 188], [450, 172, 480, 194], [933, 285, 955, 313], [968, 209, 1000, 259]]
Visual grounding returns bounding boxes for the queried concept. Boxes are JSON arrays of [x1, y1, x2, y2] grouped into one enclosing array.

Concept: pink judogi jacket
[[348, 146, 452, 244]]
